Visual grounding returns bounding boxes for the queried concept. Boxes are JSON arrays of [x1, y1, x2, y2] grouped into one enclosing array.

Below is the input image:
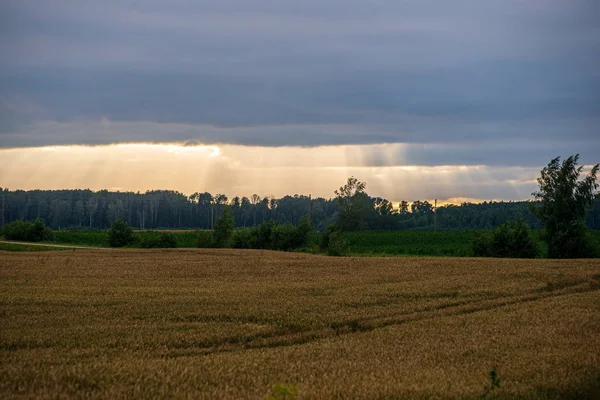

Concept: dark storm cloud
[[0, 0, 599, 164]]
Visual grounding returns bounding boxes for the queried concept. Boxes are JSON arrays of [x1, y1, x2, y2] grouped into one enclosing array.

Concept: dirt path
[[0, 240, 108, 250]]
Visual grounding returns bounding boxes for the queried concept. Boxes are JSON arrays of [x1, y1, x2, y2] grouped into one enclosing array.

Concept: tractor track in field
[[160, 278, 600, 358]]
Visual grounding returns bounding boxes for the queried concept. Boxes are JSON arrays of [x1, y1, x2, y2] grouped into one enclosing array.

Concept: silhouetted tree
[[532, 155, 599, 258], [335, 177, 370, 231]]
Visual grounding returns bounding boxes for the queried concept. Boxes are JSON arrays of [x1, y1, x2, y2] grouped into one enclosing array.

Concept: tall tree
[[532, 155, 599, 258], [86, 199, 98, 228], [334, 177, 370, 231], [106, 200, 125, 224], [74, 200, 85, 227], [50, 199, 71, 230], [211, 193, 227, 229], [398, 201, 409, 215], [198, 192, 213, 229], [241, 197, 252, 227], [250, 194, 261, 226]]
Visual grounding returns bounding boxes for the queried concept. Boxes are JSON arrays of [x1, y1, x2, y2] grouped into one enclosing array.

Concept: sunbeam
[[0, 143, 540, 203]]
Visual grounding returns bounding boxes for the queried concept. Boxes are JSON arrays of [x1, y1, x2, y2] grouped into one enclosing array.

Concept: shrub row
[[107, 220, 179, 248], [7, 217, 594, 258], [197, 216, 313, 251]]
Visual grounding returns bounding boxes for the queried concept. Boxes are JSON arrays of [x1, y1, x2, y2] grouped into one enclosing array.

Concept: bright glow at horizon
[[0, 143, 540, 204]]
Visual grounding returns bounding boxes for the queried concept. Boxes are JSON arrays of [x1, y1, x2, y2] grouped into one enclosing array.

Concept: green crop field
[[1, 249, 599, 399], [341, 230, 478, 257], [339, 230, 600, 257], [53, 230, 110, 247], [14, 228, 600, 257]]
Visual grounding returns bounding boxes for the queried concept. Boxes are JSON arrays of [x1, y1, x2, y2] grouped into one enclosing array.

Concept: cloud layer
[[0, 1, 598, 201], [1, 1, 599, 156]]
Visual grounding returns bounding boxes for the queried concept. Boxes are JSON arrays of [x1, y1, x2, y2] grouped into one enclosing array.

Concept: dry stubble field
[[1, 249, 599, 399]]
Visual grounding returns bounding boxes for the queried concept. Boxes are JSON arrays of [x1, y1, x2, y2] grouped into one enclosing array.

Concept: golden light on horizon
[[0, 143, 539, 203]]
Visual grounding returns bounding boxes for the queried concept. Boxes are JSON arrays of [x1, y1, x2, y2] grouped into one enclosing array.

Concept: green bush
[[196, 230, 214, 248], [157, 232, 178, 248], [107, 220, 135, 248], [139, 237, 156, 248], [140, 232, 177, 248], [2, 220, 32, 241], [295, 215, 312, 249], [28, 218, 50, 241], [266, 382, 300, 400], [544, 221, 598, 258], [492, 220, 537, 258], [472, 232, 492, 257], [2, 218, 53, 242], [472, 220, 537, 258], [271, 223, 299, 251], [231, 217, 312, 252], [231, 228, 253, 249], [326, 231, 349, 256], [319, 224, 340, 252], [254, 220, 276, 249], [319, 224, 348, 256]]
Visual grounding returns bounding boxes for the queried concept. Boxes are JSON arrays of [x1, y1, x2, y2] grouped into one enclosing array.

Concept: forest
[[2, 187, 599, 231]]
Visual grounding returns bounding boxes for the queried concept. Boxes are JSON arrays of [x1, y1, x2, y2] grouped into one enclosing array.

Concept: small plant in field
[[480, 366, 501, 398], [266, 383, 300, 400], [107, 220, 135, 247]]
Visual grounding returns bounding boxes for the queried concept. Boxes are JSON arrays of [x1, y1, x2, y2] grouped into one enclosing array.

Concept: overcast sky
[[0, 0, 598, 200]]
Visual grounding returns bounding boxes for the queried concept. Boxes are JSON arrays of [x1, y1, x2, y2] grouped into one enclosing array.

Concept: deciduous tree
[[532, 155, 599, 258], [334, 177, 370, 231]]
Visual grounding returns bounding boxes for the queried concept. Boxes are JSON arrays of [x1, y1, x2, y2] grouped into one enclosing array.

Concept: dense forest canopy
[[1, 187, 599, 231]]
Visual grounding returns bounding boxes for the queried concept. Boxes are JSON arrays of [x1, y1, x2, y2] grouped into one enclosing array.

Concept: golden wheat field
[[1, 249, 599, 399]]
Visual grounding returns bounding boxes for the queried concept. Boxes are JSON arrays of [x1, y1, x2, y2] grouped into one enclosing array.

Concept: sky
[[1, 0, 599, 203]]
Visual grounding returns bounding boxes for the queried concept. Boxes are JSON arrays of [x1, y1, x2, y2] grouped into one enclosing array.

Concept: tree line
[[2, 155, 599, 258], [1, 185, 598, 232]]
